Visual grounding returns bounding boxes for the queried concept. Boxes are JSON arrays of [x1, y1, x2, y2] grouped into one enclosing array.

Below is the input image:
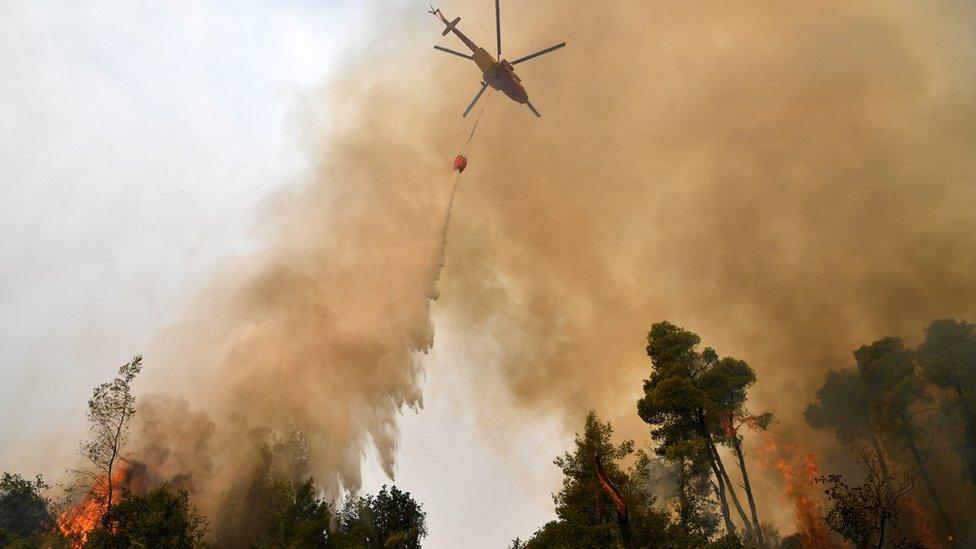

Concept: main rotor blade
[[434, 45, 473, 60], [511, 42, 566, 65], [495, 0, 502, 59], [526, 100, 541, 118], [463, 82, 489, 117]]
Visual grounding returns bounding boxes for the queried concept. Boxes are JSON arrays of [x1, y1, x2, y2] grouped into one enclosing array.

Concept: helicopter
[[429, 1, 565, 117]]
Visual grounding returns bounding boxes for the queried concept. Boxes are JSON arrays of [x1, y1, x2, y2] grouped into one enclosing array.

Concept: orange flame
[[757, 434, 840, 549], [719, 415, 736, 439], [57, 465, 128, 547], [904, 496, 940, 549], [719, 412, 767, 440]]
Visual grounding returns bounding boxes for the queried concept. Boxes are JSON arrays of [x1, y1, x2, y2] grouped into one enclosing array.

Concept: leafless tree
[[818, 446, 916, 549]]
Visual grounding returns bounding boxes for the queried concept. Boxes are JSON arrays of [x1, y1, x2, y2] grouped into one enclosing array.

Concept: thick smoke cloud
[[433, 0, 976, 527], [142, 3, 462, 508], [417, 0, 976, 438], [133, 0, 975, 532]]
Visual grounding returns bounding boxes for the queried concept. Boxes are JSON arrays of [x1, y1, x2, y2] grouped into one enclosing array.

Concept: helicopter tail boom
[[429, 7, 460, 36], [441, 16, 461, 36]]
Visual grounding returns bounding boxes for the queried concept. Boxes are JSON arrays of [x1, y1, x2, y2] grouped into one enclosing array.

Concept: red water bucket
[[453, 154, 468, 173]]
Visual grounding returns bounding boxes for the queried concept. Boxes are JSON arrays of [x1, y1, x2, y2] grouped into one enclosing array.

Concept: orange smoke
[[758, 434, 840, 549], [57, 464, 128, 547], [904, 496, 940, 549]]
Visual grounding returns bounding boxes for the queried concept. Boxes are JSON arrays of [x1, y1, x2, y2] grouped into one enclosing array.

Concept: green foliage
[[214, 430, 331, 548], [807, 334, 957, 541], [214, 430, 425, 548], [917, 319, 976, 392], [83, 356, 142, 468], [854, 338, 930, 438], [286, 480, 335, 547], [84, 484, 209, 548], [0, 473, 54, 546], [805, 369, 874, 445], [335, 485, 427, 549], [521, 411, 674, 548], [638, 321, 760, 540], [917, 318, 976, 483], [551, 412, 634, 526], [638, 322, 757, 443], [806, 338, 933, 465], [216, 476, 331, 548], [521, 519, 622, 548]]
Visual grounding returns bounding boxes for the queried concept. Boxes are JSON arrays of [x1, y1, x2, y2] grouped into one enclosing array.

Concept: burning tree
[[854, 338, 955, 543], [60, 355, 143, 544], [718, 410, 773, 547], [806, 337, 957, 543]]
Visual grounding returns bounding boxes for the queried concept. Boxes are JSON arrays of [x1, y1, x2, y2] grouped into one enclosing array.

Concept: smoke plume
[[127, 0, 976, 534], [441, 0, 976, 421], [141, 11, 465, 506], [434, 0, 976, 528]]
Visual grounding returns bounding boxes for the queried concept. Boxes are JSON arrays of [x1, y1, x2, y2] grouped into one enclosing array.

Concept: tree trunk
[[877, 515, 886, 549], [963, 411, 976, 485], [953, 386, 976, 485], [710, 438, 755, 538], [696, 410, 740, 537], [103, 465, 113, 528], [103, 415, 124, 528], [733, 437, 766, 547], [677, 459, 692, 537], [903, 426, 956, 542], [710, 461, 736, 537], [869, 432, 890, 479]]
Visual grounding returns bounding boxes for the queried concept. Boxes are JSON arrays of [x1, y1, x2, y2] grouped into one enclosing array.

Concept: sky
[[0, 0, 339, 462], [0, 1, 563, 545]]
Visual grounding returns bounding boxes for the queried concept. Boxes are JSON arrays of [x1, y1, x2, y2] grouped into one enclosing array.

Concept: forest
[[2, 318, 974, 548]]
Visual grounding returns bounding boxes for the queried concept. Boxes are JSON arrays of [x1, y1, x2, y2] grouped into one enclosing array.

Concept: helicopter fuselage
[[472, 47, 528, 104], [437, 11, 529, 104]]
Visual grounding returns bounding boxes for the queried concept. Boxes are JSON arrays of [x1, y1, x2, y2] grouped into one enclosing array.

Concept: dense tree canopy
[[917, 318, 976, 485], [520, 411, 675, 548], [637, 321, 761, 542], [215, 431, 331, 548], [214, 432, 425, 548], [0, 473, 54, 547], [807, 334, 963, 545], [84, 484, 209, 548], [805, 369, 875, 446], [336, 485, 427, 549]]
